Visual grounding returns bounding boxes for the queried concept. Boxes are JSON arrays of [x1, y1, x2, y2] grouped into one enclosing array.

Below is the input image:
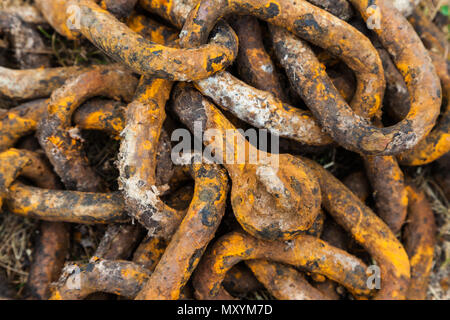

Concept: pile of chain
[[0, 0, 448, 300]]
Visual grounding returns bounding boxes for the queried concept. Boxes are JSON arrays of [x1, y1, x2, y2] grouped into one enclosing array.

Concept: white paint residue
[[196, 72, 320, 144], [392, 0, 420, 16], [260, 64, 273, 73], [332, 251, 361, 271], [256, 165, 285, 194]]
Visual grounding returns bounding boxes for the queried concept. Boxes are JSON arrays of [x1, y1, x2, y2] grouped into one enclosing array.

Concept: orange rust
[[397, 53, 450, 166], [139, 0, 199, 29], [26, 222, 69, 300], [131, 7, 332, 147], [269, 21, 438, 155], [133, 236, 168, 273], [0, 99, 126, 151], [73, 99, 127, 137], [267, 24, 409, 233], [303, 158, 411, 299], [5, 182, 129, 224], [39, 0, 238, 81], [230, 15, 289, 102], [192, 231, 372, 299], [351, 0, 442, 153], [0, 99, 47, 151], [34, 0, 80, 39], [246, 260, 332, 300], [180, 0, 441, 155], [131, 185, 194, 272], [0, 148, 69, 299], [135, 164, 229, 300], [403, 184, 436, 300], [126, 12, 179, 45], [180, 0, 385, 122], [408, 8, 448, 57], [0, 10, 50, 69], [0, 66, 88, 102], [364, 155, 408, 233], [118, 76, 178, 237], [318, 171, 369, 300], [37, 64, 137, 192], [94, 224, 144, 261], [49, 258, 151, 299], [222, 263, 263, 295], [171, 83, 322, 241]]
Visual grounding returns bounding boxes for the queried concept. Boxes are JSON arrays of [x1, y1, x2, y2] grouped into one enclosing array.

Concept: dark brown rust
[[0, 271, 15, 299], [303, 158, 410, 299], [433, 153, 450, 201], [135, 164, 229, 300], [38, 0, 238, 81], [50, 257, 151, 299], [222, 263, 263, 295], [403, 184, 436, 300], [100, 0, 138, 19], [378, 48, 410, 121], [342, 171, 371, 202], [306, 0, 353, 20], [0, 10, 50, 68], [132, 6, 332, 147], [192, 231, 372, 300], [171, 83, 322, 241], [230, 15, 289, 102], [0, 148, 69, 300], [397, 52, 450, 166], [94, 224, 144, 261], [0, 66, 88, 101], [408, 8, 448, 57], [180, 0, 386, 123], [4, 182, 129, 224], [364, 155, 408, 233], [37, 64, 137, 192], [26, 222, 70, 300], [131, 185, 194, 272], [246, 260, 331, 300]]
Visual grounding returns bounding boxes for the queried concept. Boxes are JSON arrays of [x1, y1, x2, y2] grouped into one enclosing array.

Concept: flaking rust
[[403, 183, 436, 300], [37, 64, 138, 192], [37, 0, 238, 81], [0, 0, 446, 301], [180, 0, 442, 155], [171, 83, 322, 241], [192, 231, 372, 299], [132, 12, 332, 146], [270, 24, 408, 234], [135, 164, 229, 300]]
